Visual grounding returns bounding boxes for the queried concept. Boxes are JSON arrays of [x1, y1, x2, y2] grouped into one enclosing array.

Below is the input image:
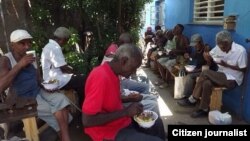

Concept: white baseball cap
[[10, 29, 33, 43]]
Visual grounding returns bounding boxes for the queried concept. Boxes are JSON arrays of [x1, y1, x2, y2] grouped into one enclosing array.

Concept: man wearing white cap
[[41, 27, 86, 106], [0, 29, 72, 141]]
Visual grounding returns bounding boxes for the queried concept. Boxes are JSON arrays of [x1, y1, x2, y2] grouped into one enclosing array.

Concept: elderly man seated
[[0, 29, 72, 141], [102, 33, 160, 115], [178, 30, 248, 118], [82, 43, 165, 141], [181, 34, 218, 98]]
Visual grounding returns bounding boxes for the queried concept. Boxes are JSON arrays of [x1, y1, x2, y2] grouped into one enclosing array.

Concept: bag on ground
[[208, 110, 232, 125], [174, 70, 187, 99]]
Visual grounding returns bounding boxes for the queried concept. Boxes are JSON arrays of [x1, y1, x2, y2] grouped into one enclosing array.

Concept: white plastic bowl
[[134, 110, 158, 128], [42, 81, 59, 90], [185, 65, 196, 72]]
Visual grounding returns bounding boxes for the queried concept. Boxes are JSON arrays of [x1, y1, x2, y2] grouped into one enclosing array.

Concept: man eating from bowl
[[82, 43, 165, 141], [178, 31, 248, 118], [179, 34, 217, 99]]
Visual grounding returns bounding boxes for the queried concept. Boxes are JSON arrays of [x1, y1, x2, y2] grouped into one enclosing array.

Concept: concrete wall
[[163, 0, 250, 123], [0, 0, 31, 53]]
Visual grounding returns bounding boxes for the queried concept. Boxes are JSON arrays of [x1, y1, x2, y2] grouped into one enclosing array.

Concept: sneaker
[[191, 109, 208, 118], [178, 95, 188, 100], [177, 98, 196, 107]]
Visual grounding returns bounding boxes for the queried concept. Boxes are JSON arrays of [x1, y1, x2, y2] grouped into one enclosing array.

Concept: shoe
[[177, 98, 196, 107], [178, 96, 188, 100], [191, 109, 208, 118]]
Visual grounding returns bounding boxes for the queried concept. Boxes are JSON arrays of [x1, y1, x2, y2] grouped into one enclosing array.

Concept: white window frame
[[193, 0, 224, 25], [158, 1, 165, 28], [150, 6, 156, 26]]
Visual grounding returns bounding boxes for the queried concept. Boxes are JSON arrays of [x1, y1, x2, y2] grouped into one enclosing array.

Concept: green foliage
[[30, 0, 153, 75], [62, 27, 80, 53], [65, 52, 84, 73]]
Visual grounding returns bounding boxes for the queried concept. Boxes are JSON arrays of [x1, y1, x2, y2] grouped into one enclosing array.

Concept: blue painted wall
[[164, 0, 250, 122], [164, 0, 191, 29]]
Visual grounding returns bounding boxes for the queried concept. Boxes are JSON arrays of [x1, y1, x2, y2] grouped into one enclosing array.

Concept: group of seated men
[[0, 28, 167, 141], [143, 24, 248, 118], [0, 24, 248, 140], [144, 24, 189, 88]]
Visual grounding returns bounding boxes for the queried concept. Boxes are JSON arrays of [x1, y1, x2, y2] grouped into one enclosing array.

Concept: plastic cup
[[26, 50, 37, 68]]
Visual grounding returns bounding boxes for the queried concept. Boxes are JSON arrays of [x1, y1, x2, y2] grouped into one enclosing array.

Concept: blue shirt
[[11, 64, 40, 98]]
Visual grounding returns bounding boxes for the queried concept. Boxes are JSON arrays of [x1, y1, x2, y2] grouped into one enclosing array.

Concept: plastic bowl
[[42, 81, 59, 90], [185, 65, 196, 72], [134, 110, 158, 128]]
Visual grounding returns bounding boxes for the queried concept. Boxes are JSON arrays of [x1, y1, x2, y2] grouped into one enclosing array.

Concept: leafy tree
[[30, 0, 152, 75]]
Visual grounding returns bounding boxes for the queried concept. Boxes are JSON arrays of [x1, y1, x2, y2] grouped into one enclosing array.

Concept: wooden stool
[[209, 87, 226, 111]]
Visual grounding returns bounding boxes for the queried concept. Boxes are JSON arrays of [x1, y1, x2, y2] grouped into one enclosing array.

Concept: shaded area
[[1, 67, 247, 140]]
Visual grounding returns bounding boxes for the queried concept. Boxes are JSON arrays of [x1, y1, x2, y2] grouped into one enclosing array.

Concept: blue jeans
[[121, 78, 149, 94]]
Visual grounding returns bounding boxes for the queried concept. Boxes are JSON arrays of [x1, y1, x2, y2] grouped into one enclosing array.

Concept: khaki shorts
[[36, 89, 72, 131]]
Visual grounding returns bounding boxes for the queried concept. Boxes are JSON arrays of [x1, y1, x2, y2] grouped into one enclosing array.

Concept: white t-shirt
[[41, 39, 72, 88], [209, 42, 248, 85]]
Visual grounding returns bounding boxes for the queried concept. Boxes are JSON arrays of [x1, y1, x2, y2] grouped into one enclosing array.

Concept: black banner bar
[[168, 125, 249, 140]]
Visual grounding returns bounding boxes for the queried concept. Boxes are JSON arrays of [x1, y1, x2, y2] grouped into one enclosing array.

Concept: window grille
[[193, 0, 224, 24]]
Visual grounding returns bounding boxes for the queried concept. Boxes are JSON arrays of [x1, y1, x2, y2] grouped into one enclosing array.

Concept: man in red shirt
[[82, 43, 163, 141]]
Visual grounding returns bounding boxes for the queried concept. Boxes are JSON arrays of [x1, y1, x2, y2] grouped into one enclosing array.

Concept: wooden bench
[[0, 105, 43, 141], [210, 87, 227, 111], [0, 89, 79, 140]]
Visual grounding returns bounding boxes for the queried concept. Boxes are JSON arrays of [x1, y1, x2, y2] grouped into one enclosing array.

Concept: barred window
[[193, 0, 224, 24]]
